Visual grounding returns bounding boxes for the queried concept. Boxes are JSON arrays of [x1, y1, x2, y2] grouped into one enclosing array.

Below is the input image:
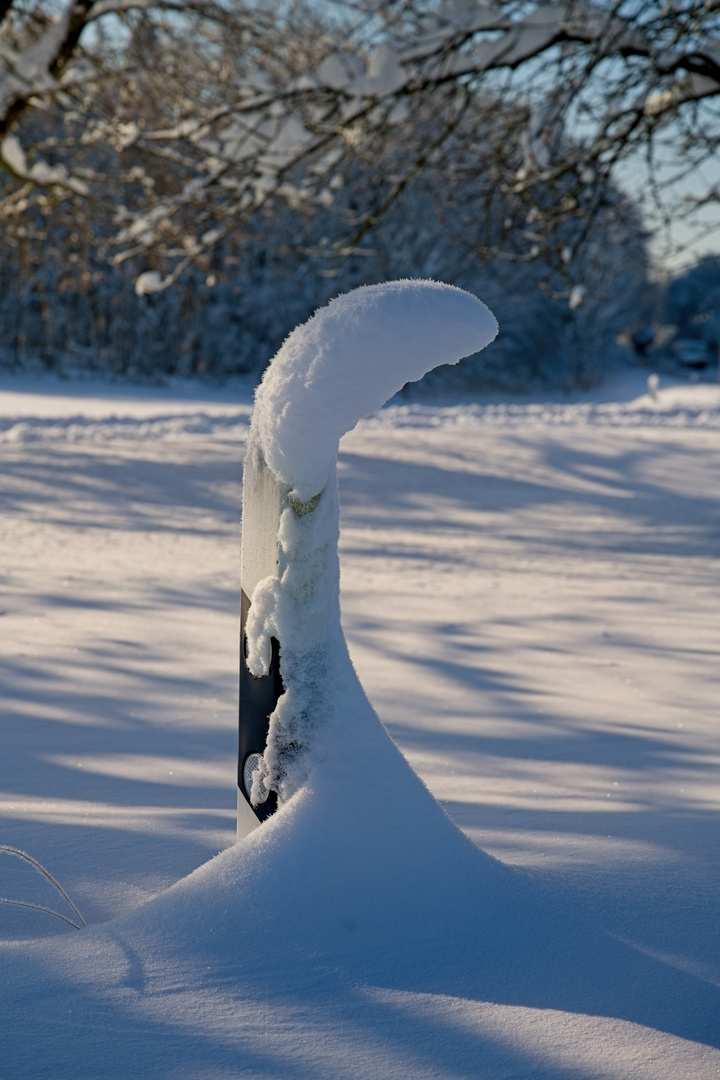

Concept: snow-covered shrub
[[0, 116, 651, 389]]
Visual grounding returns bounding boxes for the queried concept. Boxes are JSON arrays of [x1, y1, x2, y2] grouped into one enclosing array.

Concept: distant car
[[631, 327, 655, 358], [672, 338, 712, 369]]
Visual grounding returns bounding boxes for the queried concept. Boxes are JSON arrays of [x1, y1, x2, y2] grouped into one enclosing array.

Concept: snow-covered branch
[[1, 1, 720, 281], [0, 0, 96, 137]]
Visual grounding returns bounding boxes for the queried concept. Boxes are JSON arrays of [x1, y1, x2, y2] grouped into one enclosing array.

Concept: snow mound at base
[[107, 688, 719, 1040], [4, 695, 718, 1078]]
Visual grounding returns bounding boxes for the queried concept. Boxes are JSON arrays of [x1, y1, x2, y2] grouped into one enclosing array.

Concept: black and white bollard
[[236, 280, 498, 838]]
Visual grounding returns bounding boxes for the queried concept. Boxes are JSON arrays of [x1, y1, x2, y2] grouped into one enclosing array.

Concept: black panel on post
[[238, 589, 282, 822]]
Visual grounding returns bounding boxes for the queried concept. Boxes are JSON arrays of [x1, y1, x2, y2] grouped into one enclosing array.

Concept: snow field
[[0, 363, 719, 1077]]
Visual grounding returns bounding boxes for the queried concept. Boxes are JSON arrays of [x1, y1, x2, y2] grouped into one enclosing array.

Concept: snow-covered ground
[[1, 367, 719, 1078]]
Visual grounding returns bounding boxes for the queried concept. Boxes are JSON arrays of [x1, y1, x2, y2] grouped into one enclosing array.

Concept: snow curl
[[251, 279, 498, 502]]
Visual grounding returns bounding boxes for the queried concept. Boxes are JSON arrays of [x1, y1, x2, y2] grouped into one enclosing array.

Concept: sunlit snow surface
[[0, 367, 719, 1078]]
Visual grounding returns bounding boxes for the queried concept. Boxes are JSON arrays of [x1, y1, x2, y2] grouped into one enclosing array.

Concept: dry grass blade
[[0, 896, 82, 930], [0, 845, 86, 927]]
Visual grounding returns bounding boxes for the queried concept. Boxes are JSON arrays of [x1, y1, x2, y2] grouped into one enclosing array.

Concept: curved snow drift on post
[[242, 281, 497, 801], [251, 279, 498, 502]]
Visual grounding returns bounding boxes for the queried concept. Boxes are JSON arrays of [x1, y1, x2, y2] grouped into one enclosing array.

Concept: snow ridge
[[0, 411, 251, 443], [363, 392, 720, 431], [0, 384, 718, 443]]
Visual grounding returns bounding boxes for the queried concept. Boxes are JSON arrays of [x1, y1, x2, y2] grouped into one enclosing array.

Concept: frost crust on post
[[243, 280, 497, 801], [245, 477, 340, 799]]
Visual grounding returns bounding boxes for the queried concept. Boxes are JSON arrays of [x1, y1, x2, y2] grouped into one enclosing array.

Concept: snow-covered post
[[237, 280, 497, 838]]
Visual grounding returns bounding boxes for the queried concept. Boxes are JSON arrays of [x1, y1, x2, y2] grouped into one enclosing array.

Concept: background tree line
[[0, 1, 718, 388]]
